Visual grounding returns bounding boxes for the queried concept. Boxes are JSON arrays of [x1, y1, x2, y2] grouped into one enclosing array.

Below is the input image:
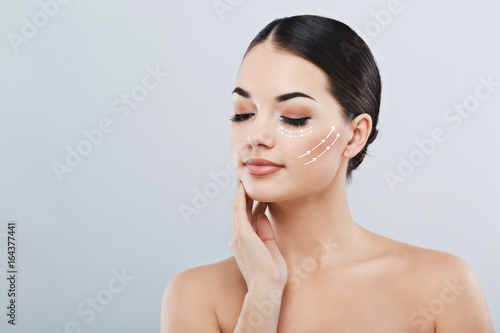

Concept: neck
[[267, 168, 368, 272]]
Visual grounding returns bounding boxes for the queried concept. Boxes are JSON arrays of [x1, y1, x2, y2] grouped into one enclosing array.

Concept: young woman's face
[[229, 42, 349, 202]]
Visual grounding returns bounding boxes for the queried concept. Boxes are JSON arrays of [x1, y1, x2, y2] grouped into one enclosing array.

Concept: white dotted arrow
[[304, 132, 340, 165]]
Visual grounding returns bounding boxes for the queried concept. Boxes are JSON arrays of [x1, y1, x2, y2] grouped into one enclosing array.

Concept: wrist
[[247, 284, 284, 305], [248, 277, 287, 292]]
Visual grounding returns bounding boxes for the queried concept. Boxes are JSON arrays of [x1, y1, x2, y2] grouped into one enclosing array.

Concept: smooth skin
[[161, 41, 495, 332]]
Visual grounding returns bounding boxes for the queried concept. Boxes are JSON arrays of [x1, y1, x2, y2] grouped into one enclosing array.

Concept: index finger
[[231, 179, 253, 234]]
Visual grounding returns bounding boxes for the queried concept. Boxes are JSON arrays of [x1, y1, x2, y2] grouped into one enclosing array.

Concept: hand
[[229, 179, 288, 291]]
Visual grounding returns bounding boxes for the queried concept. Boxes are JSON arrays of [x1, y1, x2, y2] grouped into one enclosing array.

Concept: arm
[[233, 285, 284, 333]]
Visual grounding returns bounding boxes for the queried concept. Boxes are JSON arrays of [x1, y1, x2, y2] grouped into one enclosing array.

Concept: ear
[[342, 114, 373, 159]]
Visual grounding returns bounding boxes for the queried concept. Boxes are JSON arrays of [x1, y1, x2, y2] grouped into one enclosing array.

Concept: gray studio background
[[1, 0, 499, 332]]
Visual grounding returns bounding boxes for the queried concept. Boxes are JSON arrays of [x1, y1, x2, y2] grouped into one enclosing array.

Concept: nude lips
[[244, 159, 284, 176]]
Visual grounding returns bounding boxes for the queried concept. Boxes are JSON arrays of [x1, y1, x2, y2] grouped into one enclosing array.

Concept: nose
[[246, 118, 275, 148]]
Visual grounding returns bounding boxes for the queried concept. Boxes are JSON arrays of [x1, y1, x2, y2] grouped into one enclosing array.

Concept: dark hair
[[244, 15, 381, 181]]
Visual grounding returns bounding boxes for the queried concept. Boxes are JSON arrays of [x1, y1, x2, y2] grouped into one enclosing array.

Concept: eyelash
[[229, 114, 310, 127]]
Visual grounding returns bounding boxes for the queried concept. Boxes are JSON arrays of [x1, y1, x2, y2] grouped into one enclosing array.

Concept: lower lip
[[245, 164, 284, 176]]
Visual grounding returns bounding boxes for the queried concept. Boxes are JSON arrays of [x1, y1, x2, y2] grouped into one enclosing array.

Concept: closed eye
[[229, 114, 310, 127], [229, 113, 254, 122], [281, 116, 310, 127]]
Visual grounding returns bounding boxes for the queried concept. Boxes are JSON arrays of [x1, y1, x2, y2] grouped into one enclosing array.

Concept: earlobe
[[342, 114, 372, 159]]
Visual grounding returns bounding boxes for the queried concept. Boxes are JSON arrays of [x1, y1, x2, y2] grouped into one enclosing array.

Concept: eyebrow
[[232, 87, 316, 102]]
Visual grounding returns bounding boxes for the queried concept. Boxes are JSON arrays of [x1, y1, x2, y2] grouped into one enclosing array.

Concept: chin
[[243, 178, 304, 203], [242, 179, 281, 202]]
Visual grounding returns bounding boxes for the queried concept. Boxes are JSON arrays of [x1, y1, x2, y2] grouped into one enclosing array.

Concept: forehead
[[236, 42, 330, 99]]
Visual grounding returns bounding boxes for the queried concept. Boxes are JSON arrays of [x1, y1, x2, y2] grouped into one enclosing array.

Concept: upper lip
[[244, 158, 283, 167]]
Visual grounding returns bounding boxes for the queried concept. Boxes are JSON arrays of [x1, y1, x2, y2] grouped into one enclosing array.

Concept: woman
[[161, 15, 494, 332]]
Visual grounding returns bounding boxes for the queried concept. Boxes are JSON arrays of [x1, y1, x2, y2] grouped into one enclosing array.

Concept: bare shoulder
[[164, 257, 240, 291], [372, 233, 495, 332], [160, 257, 243, 333], [378, 235, 480, 286]]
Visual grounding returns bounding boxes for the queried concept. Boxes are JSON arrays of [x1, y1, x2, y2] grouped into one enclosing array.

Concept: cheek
[[229, 126, 245, 147], [281, 122, 342, 168], [229, 128, 237, 149], [229, 127, 244, 164]]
